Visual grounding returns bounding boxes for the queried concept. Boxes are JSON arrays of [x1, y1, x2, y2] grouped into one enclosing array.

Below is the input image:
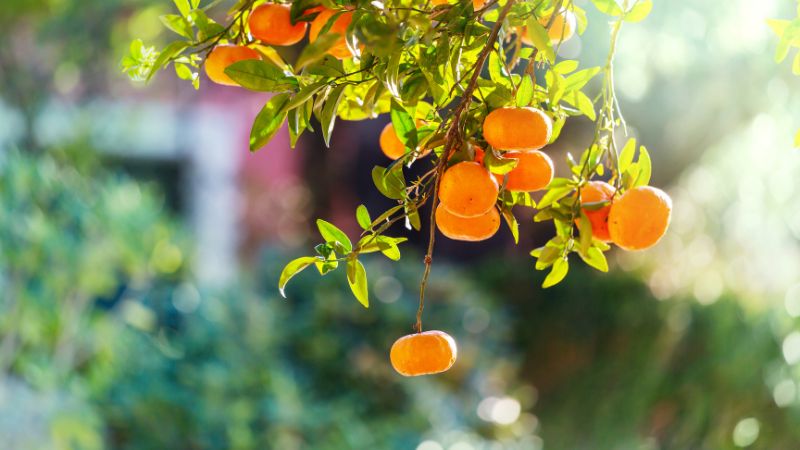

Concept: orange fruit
[[502, 150, 553, 192], [577, 181, 615, 242], [390, 330, 457, 376], [483, 107, 552, 151], [309, 9, 354, 59], [520, 10, 577, 46], [248, 4, 307, 46], [204, 44, 261, 86], [379, 123, 431, 160], [540, 10, 576, 44], [438, 161, 499, 218], [435, 204, 500, 241], [379, 123, 406, 159], [431, 0, 448, 5], [473, 0, 486, 9], [608, 186, 672, 251]]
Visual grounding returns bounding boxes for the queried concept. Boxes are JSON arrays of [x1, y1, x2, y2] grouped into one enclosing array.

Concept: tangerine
[[248, 4, 307, 46], [502, 150, 554, 192], [390, 330, 457, 377], [438, 161, 499, 218], [483, 107, 552, 151], [435, 204, 500, 241], [577, 181, 615, 242], [309, 9, 354, 59], [204, 44, 261, 86], [608, 186, 672, 251]]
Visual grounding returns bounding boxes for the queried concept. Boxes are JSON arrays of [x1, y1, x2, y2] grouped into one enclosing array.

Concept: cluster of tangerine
[[194, 2, 670, 377], [204, 3, 354, 86]]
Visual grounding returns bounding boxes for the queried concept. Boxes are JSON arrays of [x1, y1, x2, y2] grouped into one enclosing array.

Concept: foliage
[[124, 0, 663, 313], [0, 148, 188, 383]]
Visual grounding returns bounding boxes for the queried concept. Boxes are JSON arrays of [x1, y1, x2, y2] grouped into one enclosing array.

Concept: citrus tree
[[124, 0, 671, 376]]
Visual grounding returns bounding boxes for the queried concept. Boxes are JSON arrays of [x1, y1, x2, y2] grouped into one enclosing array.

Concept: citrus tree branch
[[415, 0, 517, 333]]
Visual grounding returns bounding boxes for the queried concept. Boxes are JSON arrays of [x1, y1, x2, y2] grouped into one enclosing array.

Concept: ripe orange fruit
[[435, 204, 500, 241], [379, 123, 405, 159], [520, 10, 577, 46], [390, 330, 457, 377], [379, 123, 431, 160], [502, 150, 554, 192], [483, 107, 552, 151], [473, 0, 486, 9], [608, 186, 672, 251], [204, 44, 261, 86], [248, 4, 307, 46], [431, 0, 448, 5], [577, 181, 615, 242], [540, 10, 576, 44], [309, 9, 354, 59], [438, 161, 499, 218]]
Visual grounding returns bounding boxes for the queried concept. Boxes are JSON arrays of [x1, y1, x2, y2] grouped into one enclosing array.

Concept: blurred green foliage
[[2, 150, 800, 449]]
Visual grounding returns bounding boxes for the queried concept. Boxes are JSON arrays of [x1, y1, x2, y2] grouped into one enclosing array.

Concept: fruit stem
[[416, 0, 517, 334]]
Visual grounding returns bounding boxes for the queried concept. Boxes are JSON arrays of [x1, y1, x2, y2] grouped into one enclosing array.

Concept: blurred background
[[2, 0, 800, 448]]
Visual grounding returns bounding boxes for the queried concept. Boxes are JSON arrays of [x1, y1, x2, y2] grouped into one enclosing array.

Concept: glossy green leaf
[[225, 60, 298, 92], [356, 205, 371, 230], [250, 93, 291, 152], [579, 246, 609, 272], [319, 84, 347, 147], [346, 258, 369, 308], [624, 0, 653, 23], [634, 146, 651, 187], [278, 256, 320, 297], [317, 219, 353, 253], [525, 17, 555, 63], [542, 257, 569, 288]]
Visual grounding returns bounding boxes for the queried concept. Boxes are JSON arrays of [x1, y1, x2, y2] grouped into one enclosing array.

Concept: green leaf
[[296, 33, 340, 70], [356, 205, 371, 230], [563, 67, 601, 92], [590, 0, 624, 16], [286, 81, 328, 110], [579, 247, 609, 272], [147, 41, 190, 82], [794, 52, 800, 75], [624, 0, 653, 23], [618, 138, 636, 174], [767, 19, 791, 38], [390, 99, 417, 148], [553, 59, 579, 74], [537, 184, 574, 209], [576, 213, 593, 254], [319, 84, 347, 147], [385, 49, 403, 99], [542, 257, 568, 288], [484, 149, 519, 175], [346, 258, 369, 308], [317, 219, 353, 253], [634, 146, 651, 187], [515, 76, 534, 107], [562, 91, 596, 121], [405, 204, 421, 231], [278, 256, 320, 297], [250, 93, 291, 151], [224, 60, 298, 92], [160, 14, 193, 39], [501, 207, 519, 244], [173, 0, 191, 16], [378, 235, 402, 260], [525, 17, 556, 63], [371, 165, 405, 200]]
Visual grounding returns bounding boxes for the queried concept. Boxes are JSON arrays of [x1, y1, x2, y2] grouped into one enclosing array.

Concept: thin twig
[[415, 0, 517, 333]]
